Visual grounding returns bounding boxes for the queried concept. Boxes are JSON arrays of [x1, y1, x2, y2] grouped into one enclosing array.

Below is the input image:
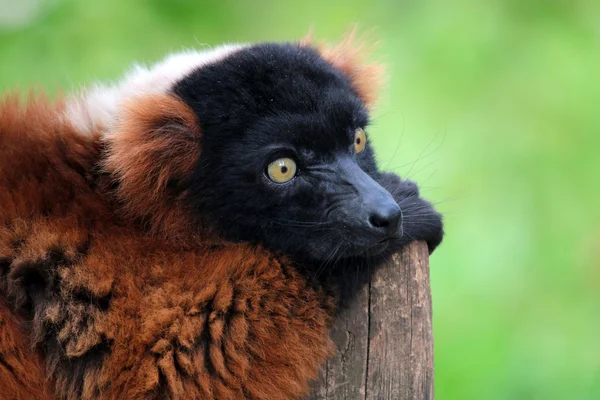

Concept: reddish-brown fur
[[0, 37, 379, 399], [0, 300, 54, 400]]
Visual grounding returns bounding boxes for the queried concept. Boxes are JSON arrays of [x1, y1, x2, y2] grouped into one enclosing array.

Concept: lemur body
[[0, 38, 442, 399]]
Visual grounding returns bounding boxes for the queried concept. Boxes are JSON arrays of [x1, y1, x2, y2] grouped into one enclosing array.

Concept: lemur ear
[[103, 93, 201, 239], [301, 29, 385, 108]]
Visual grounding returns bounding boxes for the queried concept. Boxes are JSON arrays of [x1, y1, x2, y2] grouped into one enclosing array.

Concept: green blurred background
[[1, 0, 598, 398]]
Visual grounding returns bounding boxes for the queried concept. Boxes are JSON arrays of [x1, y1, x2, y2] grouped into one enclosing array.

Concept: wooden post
[[309, 241, 434, 400]]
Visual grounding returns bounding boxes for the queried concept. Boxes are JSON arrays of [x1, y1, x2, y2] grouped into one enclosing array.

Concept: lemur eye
[[354, 128, 367, 153], [267, 158, 297, 183]]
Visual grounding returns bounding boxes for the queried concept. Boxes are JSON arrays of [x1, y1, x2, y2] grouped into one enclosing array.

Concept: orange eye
[[354, 128, 367, 153], [267, 158, 297, 183]]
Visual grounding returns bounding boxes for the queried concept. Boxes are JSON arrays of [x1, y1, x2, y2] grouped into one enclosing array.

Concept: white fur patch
[[64, 44, 247, 135]]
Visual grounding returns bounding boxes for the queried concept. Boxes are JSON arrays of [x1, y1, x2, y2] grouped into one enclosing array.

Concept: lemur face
[[98, 40, 442, 265], [171, 43, 438, 262]]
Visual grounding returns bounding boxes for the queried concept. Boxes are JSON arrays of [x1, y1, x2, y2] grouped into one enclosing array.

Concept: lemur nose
[[368, 202, 402, 238]]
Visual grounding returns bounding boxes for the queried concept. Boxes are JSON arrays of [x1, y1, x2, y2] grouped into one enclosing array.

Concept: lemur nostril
[[367, 205, 402, 237], [369, 214, 390, 228]]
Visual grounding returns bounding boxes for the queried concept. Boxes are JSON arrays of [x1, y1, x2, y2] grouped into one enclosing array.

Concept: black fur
[[173, 43, 443, 274]]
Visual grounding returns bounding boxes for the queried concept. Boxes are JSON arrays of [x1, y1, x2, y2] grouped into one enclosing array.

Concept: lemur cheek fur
[[0, 34, 442, 399], [102, 93, 204, 240]]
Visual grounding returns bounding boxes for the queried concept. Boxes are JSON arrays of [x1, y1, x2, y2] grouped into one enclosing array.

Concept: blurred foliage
[[1, 0, 599, 398]]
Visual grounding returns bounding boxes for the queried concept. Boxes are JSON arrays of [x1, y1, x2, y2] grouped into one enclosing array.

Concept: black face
[[173, 43, 443, 265]]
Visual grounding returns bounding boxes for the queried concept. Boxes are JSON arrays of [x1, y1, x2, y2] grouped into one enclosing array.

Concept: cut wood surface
[[309, 241, 434, 400]]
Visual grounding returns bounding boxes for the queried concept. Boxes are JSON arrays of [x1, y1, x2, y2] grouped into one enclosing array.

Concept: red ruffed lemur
[[0, 35, 443, 399]]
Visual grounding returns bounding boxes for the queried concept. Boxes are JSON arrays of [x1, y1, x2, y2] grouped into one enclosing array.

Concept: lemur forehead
[[173, 43, 367, 127]]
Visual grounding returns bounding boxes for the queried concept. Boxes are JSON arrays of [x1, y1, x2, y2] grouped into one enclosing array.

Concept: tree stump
[[309, 241, 434, 400]]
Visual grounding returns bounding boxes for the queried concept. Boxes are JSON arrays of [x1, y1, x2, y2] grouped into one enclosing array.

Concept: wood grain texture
[[309, 241, 434, 400]]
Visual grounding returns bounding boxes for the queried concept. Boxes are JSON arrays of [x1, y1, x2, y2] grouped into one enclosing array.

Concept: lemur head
[[81, 36, 439, 263]]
